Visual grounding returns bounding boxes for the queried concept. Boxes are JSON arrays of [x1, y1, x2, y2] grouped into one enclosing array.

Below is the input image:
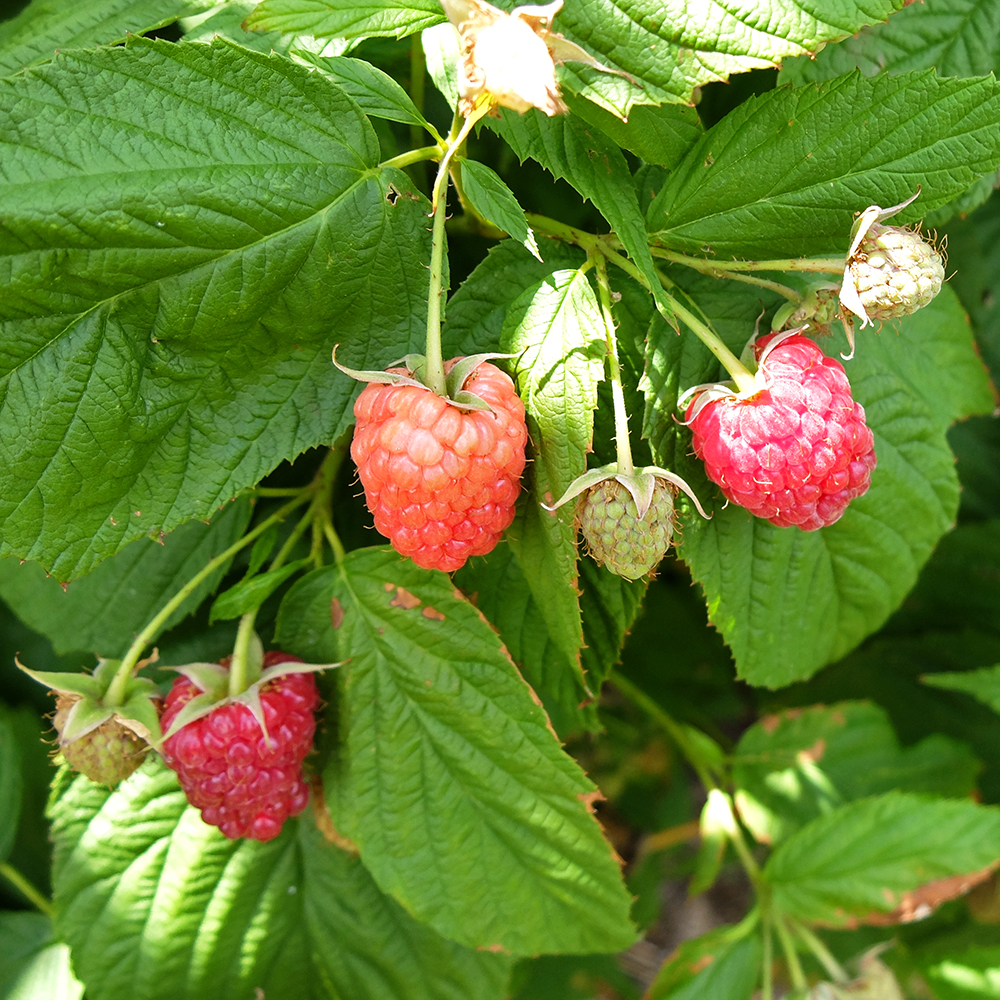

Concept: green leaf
[[454, 543, 593, 737], [564, 95, 703, 170], [459, 159, 541, 260], [0, 913, 83, 1000], [0, 707, 22, 864], [0, 0, 213, 76], [688, 789, 731, 898], [919, 944, 1000, 1000], [275, 550, 638, 955], [733, 701, 981, 846], [924, 665, 1000, 717], [0, 38, 432, 580], [486, 109, 672, 322], [645, 920, 761, 1000], [673, 285, 994, 687], [50, 760, 510, 1000], [501, 269, 607, 670], [780, 0, 1000, 84], [301, 55, 431, 128], [209, 557, 310, 623], [764, 792, 1000, 926], [0, 499, 251, 657], [887, 520, 1000, 637], [647, 71, 1000, 258], [244, 0, 445, 40], [442, 239, 586, 358]]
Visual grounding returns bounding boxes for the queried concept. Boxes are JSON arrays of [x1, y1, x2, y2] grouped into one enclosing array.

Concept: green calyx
[[161, 632, 342, 744], [333, 347, 515, 412], [19, 654, 164, 769]]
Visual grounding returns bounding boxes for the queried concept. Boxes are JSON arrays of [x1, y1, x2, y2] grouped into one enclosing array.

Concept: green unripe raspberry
[[54, 694, 149, 786], [579, 478, 675, 580], [848, 224, 944, 321]]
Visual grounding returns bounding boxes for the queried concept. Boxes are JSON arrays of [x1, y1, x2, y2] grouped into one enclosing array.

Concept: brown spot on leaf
[[760, 713, 782, 733], [422, 606, 445, 621], [309, 774, 359, 854], [390, 587, 421, 610], [384, 582, 394, 593], [689, 954, 714, 975], [798, 738, 826, 764], [330, 598, 344, 629], [822, 863, 1000, 928], [479, 943, 507, 954]]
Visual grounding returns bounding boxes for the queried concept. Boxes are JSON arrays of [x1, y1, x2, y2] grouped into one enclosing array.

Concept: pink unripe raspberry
[[351, 359, 527, 572], [161, 652, 318, 842], [686, 334, 876, 531]]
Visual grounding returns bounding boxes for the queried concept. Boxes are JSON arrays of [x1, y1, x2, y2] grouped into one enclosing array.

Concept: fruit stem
[[106, 492, 311, 707], [594, 255, 634, 476], [774, 913, 808, 992], [0, 862, 54, 917], [790, 918, 850, 984], [423, 103, 491, 397], [762, 917, 774, 1000], [600, 248, 758, 393], [228, 612, 260, 697], [649, 247, 846, 275]]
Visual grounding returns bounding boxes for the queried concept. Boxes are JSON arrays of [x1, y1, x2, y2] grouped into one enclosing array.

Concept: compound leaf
[[275, 549, 638, 955], [648, 71, 1000, 258], [0, 498, 251, 657], [764, 792, 1000, 926], [0, 38, 432, 580], [49, 760, 510, 1000]]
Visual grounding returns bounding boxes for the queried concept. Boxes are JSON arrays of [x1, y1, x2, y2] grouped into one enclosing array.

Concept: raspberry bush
[[1, 1, 1000, 999]]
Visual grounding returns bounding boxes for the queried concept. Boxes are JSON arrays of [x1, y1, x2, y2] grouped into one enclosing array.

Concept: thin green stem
[[594, 255, 633, 475], [774, 912, 808, 992], [601, 248, 758, 393], [228, 612, 259, 697], [791, 918, 850, 984], [762, 916, 774, 1000], [380, 145, 442, 172], [423, 103, 490, 396], [106, 492, 311, 706], [525, 212, 602, 252], [0, 863, 54, 917], [650, 247, 845, 275], [610, 671, 715, 791], [255, 487, 308, 497]]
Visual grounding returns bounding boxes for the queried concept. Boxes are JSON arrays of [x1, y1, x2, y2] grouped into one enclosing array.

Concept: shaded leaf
[[0, 498, 251, 657], [502, 269, 606, 670], [733, 701, 981, 846], [645, 919, 761, 1000], [0, 38, 432, 580], [49, 760, 510, 1000], [924, 664, 1000, 717], [0, 0, 212, 76], [0, 912, 83, 1000], [0, 707, 22, 864], [209, 557, 310, 622], [275, 550, 638, 955], [647, 71, 1000, 258], [764, 792, 1000, 926]]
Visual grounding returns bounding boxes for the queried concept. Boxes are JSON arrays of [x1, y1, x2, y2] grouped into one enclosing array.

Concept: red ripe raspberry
[[687, 333, 876, 531], [351, 359, 527, 572], [161, 652, 318, 842]]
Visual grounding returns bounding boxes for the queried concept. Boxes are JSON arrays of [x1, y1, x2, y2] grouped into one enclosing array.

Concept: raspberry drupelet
[[161, 652, 318, 842], [687, 333, 876, 531], [351, 359, 527, 572]]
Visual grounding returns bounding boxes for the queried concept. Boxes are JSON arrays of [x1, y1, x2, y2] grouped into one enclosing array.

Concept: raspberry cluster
[[161, 653, 318, 842], [687, 334, 876, 531], [351, 360, 527, 572]]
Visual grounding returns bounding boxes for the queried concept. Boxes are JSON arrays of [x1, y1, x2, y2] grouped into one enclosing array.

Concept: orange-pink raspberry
[[351, 359, 527, 572], [161, 653, 318, 843], [687, 333, 876, 531]]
